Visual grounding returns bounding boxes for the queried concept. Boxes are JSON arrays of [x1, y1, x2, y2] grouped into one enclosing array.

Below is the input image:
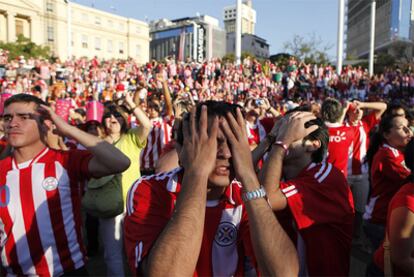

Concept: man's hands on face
[[220, 108, 256, 183], [276, 112, 319, 147], [179, 106, 219, 177]]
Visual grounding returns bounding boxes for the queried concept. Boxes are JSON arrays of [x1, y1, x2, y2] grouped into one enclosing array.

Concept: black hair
[[405, 139, 414, 182], [384, 102, 407, 117], [366, 114, 399, 170], [102, 106, 129, 134], [287, 105, 329, 163], [4, 93, 47, 109], [175, 100, 240, 145], [321, 98, 343, 123]]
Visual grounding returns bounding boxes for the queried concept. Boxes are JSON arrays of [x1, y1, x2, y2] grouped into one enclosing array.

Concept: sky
[[74, 0, 339, 58]]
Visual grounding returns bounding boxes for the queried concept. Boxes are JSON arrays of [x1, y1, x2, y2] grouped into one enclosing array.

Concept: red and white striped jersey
[[245, 117, 275, 146], [364, 144, 411, 225], [140, 116, 174, 171], [124, 168, 256, 276], [280, 162, 354, 276], [346, 112, 379, 176], [0, 148, 93, 276], [325, 122, 355, 177]]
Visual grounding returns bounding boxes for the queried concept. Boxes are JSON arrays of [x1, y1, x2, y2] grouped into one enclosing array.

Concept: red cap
[[116, 84, 125, 92]]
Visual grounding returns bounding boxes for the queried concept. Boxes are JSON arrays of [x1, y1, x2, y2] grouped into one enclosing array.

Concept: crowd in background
[[1, 50, 414, 277]]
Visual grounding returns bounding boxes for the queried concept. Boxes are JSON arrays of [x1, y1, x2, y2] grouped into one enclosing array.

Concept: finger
[[235, 108, 247, 137], [226, 111, 241, 139], [220, 119, 237, 144], [182, 113, 191, 139], [304, 124, 319, 135], [190, 107, 196, 138], [199, 105, 208, 137], [209, 116, 219, 140]]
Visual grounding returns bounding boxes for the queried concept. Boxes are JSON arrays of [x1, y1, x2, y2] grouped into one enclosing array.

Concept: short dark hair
[[321, 98, 343, 123], [4, 93, 47, 109], [287, 105, 329, 163], [175, 101, 241, 145]]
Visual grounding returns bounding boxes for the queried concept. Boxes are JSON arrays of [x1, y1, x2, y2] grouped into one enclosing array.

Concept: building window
[[71, 32, 74, 46], [108, 40, 113, 52], [95, 16, 101, 25], [46, 2, 53, 12], [81, 34, 88, 48], [119, 23, 124, 31], [119, 42, 124, 54], [108, 20, 113, 28], [95, 37, 101, 50], [47, 26, 54, 42], [136, 26, 141, 34], [15, 20, 24, 37]]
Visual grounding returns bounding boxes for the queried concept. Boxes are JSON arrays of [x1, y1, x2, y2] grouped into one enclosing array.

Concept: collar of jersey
[[12, 147, 49, 170]]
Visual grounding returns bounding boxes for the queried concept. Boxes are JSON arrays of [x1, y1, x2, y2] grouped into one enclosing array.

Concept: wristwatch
[[242, 186, 267, 202]]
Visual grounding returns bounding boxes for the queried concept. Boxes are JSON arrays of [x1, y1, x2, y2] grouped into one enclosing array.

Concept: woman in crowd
[[364, 114, 413, 250], [368, 138, 414, 276], [100, 92, 151, 275]]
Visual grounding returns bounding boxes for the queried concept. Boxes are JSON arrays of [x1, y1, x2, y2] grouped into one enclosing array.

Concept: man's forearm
[[64, 125, 130, 174], [144, 170, 208, 276], [245, 197, 299, 276], [259, 147, 285, 209]]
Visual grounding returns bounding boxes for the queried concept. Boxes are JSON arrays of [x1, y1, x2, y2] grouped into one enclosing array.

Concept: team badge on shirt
[[214, 222, 237, 247], [42, 177, 59, 191]]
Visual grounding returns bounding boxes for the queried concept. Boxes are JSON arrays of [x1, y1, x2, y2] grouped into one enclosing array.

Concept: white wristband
[[242, 186, 267, 202]]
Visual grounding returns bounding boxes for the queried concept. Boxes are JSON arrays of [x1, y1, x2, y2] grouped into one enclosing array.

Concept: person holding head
[[260, 108, 355, 276], [101, 91, 151, 276], [0, 94, 130, 276], [320, 98, 355, 177], [124, 101, 298, 276], [368, 138, 414, 276], [363, 114, 412, 250], [346, 100, 387, 242]]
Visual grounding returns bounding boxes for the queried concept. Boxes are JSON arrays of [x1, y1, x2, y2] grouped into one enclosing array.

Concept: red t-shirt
[[0, 148, 92, 276], [325, 122, 355, 177], [374, 182, 414, 275], [364, 144, 411, 225], [280, 162, 355, 276], [123, 168, 256, 276], [346, 112, 379, 175]]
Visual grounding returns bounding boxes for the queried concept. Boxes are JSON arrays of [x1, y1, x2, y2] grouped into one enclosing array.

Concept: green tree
[[283, 33, 333, 64], [0, 35, 50, 60]]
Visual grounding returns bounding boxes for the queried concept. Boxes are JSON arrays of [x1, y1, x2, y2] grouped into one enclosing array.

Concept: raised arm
[[124, 92, 151, 142], [157, 74, 173, 117], [355, 100, 387, 119], [221, 109, 298, 276], [141, 107, 218, 276], [39, 105, 130, 178]]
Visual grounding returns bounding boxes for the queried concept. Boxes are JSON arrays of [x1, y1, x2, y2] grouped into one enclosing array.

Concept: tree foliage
[[0, 35, 51, 60], [283, 33, 333, 64]]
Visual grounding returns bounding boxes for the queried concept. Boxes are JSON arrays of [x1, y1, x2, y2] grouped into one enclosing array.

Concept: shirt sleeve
[[124, 178, 174, 274], [381, 153, 411, 182], [362, 111, 379, 132], [128, 127, 148, 149], [66, 149, 93, 182]]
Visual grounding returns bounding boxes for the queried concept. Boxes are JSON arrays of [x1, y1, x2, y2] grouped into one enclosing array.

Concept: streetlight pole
[[369, 0, 376, 77], [235, 0, 242, 65], [336, 0, 345, 75]]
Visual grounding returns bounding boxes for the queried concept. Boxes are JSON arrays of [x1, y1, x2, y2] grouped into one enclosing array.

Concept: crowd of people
[[0, 52, 413, 276]]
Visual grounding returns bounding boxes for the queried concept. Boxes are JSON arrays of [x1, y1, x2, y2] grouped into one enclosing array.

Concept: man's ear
[[304, 139, 321, 153]]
